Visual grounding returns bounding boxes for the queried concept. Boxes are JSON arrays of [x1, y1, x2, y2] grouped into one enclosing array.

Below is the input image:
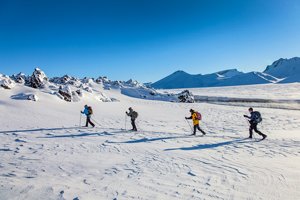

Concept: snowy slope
[[215, 71, 279, 86], [263, 57, 300, 81], [1, 82, 300, 200]]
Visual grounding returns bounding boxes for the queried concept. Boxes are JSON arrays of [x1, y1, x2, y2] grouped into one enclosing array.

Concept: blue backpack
[[253, 111, 262, 123]]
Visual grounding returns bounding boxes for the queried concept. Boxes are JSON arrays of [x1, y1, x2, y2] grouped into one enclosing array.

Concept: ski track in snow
[[1, 87, 300, 199]]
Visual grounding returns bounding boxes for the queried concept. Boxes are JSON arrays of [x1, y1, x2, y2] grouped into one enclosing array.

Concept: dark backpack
[[253, 111, 262, 123], [132, 111, 138, 119], [87, 106, 93, 115], [195, 112, 201, 120]]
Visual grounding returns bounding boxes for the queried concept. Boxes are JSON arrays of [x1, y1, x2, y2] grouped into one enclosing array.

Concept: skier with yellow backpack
[[185, 109, 206, 135]]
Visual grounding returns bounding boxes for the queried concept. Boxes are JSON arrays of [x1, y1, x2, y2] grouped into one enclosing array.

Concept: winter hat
[[189, 109, 193, 112]]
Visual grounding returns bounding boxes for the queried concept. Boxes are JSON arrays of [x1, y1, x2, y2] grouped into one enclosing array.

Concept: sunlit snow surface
[[1, 83, 300, 200]]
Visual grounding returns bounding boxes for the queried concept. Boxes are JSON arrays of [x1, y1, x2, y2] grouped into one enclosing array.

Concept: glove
[[243, 115, 247, 117], [185, 117, 187, 119]]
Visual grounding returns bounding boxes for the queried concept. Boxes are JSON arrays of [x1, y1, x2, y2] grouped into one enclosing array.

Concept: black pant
[[249, 122, 265, 137], [193, 124, 205, 135], [131, 119, 137, 131], [86, 116, 95, 127]]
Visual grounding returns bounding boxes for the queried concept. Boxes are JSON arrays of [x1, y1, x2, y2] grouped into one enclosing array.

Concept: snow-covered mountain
[[263, 57, 300, 83], [151, 57, 300, 89], [151, 69, 279, 89], [151, 69, 245, 89], [151, 70, 217, 89]]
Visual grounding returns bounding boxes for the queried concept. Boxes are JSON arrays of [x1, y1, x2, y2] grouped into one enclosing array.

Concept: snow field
[[1, 85, 300, 200]]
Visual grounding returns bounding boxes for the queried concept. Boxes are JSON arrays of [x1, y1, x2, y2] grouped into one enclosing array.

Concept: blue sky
[[1, 0, 300, 83]]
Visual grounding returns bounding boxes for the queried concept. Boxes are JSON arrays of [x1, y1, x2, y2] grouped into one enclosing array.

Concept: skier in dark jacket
[[244, 107, 266, 139], [81, 105, 95, 127], [185, 109, 206, 135], [126, 107, 138, 131]]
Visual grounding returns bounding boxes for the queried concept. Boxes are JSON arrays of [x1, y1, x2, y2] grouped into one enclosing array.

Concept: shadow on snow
[[108, 135, 197, 144], [0, 127, 80, 134], [164, 138, 256, 151], [37, 131, 112, 138]]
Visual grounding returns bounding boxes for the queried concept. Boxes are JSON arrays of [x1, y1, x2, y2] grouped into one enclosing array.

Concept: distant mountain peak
[[215, 69, 243, 78], [263, 57, 300, 79]]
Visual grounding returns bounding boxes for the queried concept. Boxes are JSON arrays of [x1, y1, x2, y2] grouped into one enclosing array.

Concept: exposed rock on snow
[[50, 74, 72, 84], [82, 77, 93, 84], [11, 72, 31, 84], [102, 76, 109, 83], [50, 75, 82, 87], [95, 76, 103, 84], [30, 68, 49, 88], [27, 94, 38, 101], [177, 90, 194, 103], [149, 90, 155, 95], [71, 91, 81, 102], [126, 79, 139, 86], [84, 87, 93, 93], [0, 75, 15, 89], [58, 86, 72, 102], [76, 89, 83, 97]]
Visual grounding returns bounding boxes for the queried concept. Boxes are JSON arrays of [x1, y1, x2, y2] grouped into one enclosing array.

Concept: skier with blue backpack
[[81, 105, 95, 127], [185, 109, 206, 135], [244, 107, 267, 140]]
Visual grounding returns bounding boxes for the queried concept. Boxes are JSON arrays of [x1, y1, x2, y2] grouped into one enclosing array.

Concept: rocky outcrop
[[50, 75, 81, 86], [177, 90, 194, 103], [30, 68, 49, 88], [27, 94, 38, 101], [58, 86, 72, 102], [11, 73, 31, 84], [0, 75, 15, 89]]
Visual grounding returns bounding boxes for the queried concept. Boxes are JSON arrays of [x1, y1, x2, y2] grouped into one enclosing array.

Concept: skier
[[244, 107, 267, 139], [185, 109, 206, 135], [81, 105, 95, 127], [126, 107, 138, 131]]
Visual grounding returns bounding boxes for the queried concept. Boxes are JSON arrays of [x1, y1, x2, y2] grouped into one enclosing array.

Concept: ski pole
[[244, 117, 257, 141], [136, 121, 142, 131], [185, 118, 193, 134], [91, 118, 101, 126]]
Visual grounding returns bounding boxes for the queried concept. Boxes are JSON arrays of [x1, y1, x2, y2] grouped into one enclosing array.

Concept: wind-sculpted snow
[[0, 93, 299, 199]]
